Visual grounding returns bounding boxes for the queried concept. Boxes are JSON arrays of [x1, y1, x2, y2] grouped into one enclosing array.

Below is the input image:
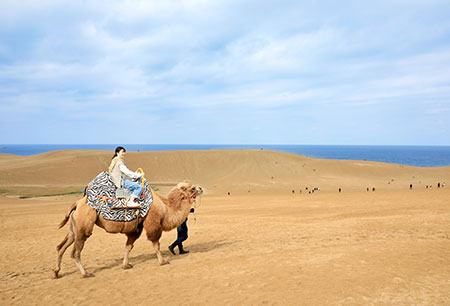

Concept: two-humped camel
[[54, 181, 203, 278]]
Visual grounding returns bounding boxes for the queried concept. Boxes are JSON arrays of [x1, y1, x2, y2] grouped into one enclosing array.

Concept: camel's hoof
[[123, 263, 133, 269], [82, 273, 95, 278], [160, 260, 170, 266], [53, 270, 60, 279]]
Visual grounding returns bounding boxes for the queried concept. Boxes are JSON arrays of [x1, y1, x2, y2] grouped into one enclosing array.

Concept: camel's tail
[[58, 187, 87, 229], [58, 201, 78, 229]]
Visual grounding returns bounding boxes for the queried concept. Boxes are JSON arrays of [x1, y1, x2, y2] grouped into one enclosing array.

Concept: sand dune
[[0, 150, 449, 304], [0, 149, 448, 196]]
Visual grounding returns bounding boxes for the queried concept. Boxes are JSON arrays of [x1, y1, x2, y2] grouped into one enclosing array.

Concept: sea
[[0, 144, 449, 167]]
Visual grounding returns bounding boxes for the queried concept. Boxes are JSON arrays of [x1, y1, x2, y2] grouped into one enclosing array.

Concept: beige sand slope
[[0, 150, 449, 304], [0, 149, 448, 196]]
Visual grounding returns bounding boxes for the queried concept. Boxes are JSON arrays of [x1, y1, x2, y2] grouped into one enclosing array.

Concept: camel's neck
[[163, 204, 191, 231], [155, 192, 191, 231]]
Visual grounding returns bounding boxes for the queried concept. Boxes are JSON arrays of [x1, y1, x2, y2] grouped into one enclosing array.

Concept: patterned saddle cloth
[[86, 171, 153, 222]]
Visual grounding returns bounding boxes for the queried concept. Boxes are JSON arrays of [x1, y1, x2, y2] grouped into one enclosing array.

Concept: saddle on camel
[[86, 170, 152, 222], [53, 169, 203, 278]]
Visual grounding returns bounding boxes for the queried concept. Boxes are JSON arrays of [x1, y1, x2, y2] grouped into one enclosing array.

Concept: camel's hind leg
[[53, 231, 75, 278], [53, 200, 79, 278], [72, 237, 91, 277], [122, 229, 142, 269], [70, 212, 95, 278], [71, 228, 94, 277], [54, 195, 96, 278], [53, 213, 76, 278]]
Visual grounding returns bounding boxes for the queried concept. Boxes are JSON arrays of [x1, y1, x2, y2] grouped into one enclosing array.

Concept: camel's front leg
[[123, 232, 141, 269], [152, 241, 169, 265], [122, 242, 134, 269]]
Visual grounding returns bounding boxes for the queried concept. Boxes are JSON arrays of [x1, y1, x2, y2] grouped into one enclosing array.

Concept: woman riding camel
[[108, 146, 144, 208]]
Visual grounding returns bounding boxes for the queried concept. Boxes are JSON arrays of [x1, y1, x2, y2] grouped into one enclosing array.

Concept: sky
[[1, 0, 449, 145]]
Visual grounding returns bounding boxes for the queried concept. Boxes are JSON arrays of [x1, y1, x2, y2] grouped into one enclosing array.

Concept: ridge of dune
[[0, 149, 448, 196]]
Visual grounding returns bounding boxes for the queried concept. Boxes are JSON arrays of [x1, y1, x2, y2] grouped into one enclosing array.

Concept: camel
[[54, 181, 203, 278]]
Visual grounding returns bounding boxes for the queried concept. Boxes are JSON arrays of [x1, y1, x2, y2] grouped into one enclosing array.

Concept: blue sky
[[1, 0, 449, 145]]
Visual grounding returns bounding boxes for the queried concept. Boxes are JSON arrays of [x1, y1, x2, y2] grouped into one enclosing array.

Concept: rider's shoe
[[127, 197, 141, 208]]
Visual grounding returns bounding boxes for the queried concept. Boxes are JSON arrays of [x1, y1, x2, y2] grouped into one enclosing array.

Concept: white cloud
[[1, 0, 449, 144]]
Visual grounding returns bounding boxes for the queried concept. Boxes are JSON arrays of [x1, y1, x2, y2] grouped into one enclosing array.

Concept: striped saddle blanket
[[86, 171, 153, 222]]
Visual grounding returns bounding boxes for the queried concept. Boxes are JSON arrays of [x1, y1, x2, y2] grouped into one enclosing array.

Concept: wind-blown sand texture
[[1, 150, 449, 304]]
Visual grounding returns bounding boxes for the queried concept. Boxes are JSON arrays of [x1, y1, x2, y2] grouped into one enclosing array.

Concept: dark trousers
[[171, 219, 188, 250]]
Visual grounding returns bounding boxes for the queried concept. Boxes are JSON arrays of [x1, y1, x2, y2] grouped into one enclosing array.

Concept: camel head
[[177, 180, 203, 201], [167, 181, 203, 207]]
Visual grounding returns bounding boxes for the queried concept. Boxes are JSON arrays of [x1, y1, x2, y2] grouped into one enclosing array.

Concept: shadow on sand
[[90, 239, 237, 274]]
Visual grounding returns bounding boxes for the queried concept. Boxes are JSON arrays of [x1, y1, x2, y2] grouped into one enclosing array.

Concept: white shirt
[[109, 157, 142, 188]]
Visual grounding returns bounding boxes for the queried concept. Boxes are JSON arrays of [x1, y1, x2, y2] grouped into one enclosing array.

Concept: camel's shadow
[[91, 239, 237, 274]]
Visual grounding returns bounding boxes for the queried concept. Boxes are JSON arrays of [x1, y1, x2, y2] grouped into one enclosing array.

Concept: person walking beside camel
[[109, 146, 144, 208], [168, 216, 191, 255]]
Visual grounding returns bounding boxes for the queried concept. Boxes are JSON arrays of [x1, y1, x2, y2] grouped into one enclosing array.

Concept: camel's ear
[[177, 182, 188, 191]]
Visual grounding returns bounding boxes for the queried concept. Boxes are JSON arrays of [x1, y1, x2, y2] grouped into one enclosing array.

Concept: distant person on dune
[[108, 146, 144, 208]]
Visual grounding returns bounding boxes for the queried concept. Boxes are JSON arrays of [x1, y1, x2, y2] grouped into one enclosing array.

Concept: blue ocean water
[[0, 144, 449, 167]]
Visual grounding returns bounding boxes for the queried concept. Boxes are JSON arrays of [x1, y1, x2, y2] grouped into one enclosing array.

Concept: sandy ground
[[0, 150, 449, 305]]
